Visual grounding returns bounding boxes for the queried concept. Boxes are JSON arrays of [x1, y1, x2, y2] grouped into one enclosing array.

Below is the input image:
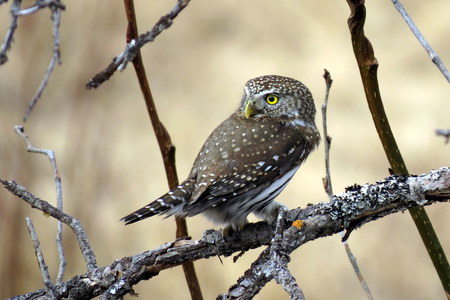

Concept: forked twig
[[15, 125, 67, 283], [1, 180, 97, 272], [86, 0, 191, 89]]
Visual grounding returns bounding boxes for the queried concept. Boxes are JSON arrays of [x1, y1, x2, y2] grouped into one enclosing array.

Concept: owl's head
[[237, 75, 316, 126]]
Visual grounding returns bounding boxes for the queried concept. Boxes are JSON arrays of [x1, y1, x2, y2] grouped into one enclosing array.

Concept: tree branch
[[4, 167, 449, 299]]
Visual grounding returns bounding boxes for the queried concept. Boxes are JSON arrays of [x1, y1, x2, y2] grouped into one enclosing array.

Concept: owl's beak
[[244, 101, 256, 119]]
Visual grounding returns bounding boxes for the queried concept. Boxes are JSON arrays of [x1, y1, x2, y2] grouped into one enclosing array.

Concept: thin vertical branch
[[390, 0, 450, 83], [122, 1, 203, 300], [321, 69, 333, 200], [321, 70, 374, 300], [346, 0, 450, 295]]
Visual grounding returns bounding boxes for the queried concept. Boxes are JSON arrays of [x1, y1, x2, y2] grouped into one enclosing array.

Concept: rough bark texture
[[3, 167, 449, 300]]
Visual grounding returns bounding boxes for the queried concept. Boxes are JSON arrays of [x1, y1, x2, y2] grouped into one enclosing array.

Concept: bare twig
[[4, 167, 450, 299], [436, 129, 450, 144], [22, 0, 64, 122], [390, 0, 450, 83], [1, 180, 97, 272], [0, 0, 22, 65], [15, 125, 67, 283], [321, 69, 334, 199], [346, 0, 450, 294], [321, 70, 374, 300], [86, 0, 191, 89], [25, 218, 56, 299]]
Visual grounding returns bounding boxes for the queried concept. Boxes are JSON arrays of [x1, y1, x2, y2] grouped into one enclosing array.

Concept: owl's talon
[[223, 221, 248, 237]]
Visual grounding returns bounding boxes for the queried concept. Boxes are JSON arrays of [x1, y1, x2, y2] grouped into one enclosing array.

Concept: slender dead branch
[[121, 0, 202, 299], [25, 218, 56, 299], [321, 69, 374, 300], [321, 69, 334, 199], [390, 0, 450, 83], [1, 180, 97, 273], [86, 0, 191, 89], [346, 0, 450, 294]]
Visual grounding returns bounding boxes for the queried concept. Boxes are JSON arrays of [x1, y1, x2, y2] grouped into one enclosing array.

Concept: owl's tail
[[120, 179, 195, 225]]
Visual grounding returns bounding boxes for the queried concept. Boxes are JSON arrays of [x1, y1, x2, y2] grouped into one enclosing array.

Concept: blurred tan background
[[0, 0, 449, 299]]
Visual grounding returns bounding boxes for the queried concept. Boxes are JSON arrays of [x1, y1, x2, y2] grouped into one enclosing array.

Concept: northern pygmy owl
[[121, 75, 320, 232]]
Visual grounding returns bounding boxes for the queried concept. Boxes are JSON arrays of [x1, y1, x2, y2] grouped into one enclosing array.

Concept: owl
[[121, 75, 320, 232]]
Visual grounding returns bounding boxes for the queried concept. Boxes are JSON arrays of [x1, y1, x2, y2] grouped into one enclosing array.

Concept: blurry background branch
[[3, 167, 449, 299], [390, 0, 450, 83], [0, 0, 65, 121], [86, 0, 190, 89]]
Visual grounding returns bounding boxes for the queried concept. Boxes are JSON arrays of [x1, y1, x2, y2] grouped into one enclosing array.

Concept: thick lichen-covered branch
[[3, 167, 449, 299]]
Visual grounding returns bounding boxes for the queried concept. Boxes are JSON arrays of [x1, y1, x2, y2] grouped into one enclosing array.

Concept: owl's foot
[[254, 201, 287, 225]]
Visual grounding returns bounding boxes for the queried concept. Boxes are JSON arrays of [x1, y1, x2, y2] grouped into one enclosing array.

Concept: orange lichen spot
[[291, 220, 304, 229]]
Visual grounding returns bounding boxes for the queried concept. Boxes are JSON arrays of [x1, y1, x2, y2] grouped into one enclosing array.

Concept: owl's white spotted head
[[238, 75, 316, 126]]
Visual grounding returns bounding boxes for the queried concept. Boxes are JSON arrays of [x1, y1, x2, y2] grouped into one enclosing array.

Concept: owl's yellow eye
[[265, 94, 279, 105]]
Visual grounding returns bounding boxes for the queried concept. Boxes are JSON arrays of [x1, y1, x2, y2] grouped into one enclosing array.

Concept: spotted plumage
[[121, 75, 320, 231]]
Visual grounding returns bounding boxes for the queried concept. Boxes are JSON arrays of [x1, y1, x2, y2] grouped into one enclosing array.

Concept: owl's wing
[[185, 121, 318, 215]]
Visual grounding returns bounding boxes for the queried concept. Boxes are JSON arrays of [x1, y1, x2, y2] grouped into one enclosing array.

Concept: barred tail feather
[[120, 179, 195, 225]]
